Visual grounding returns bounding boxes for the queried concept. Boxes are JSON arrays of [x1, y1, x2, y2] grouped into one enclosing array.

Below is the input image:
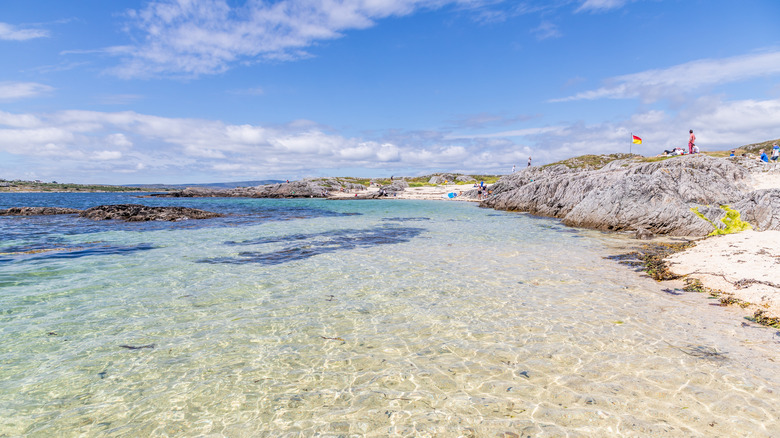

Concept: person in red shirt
[[688, 130, 696, 154]]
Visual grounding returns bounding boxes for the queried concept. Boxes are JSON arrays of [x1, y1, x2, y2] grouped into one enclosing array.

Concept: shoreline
[[658, 169, 780, 324], [665, 230, 780, 323], [326, 183, 480, 201], [3, 164, 779, 325]]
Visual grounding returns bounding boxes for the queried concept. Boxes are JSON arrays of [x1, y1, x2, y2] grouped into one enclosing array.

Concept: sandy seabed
[[331, 170, 780, 320]]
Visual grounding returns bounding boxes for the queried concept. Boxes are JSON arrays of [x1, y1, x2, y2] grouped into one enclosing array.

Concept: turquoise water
[[1, 194, 779, 437]]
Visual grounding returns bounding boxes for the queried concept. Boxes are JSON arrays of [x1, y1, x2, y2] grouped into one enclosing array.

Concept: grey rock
[[481, 155, 779, 236], [634, 227, 654, 240], [428, 174, 470, 184], [0, 207, 81, 216], [733, 188, 780, 232], [152, 179, 364, 199], [79, 204, 223, 221]]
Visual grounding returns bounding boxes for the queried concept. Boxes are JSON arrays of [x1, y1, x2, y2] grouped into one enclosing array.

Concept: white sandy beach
[[666, 170, 780, 319], [667, 230, 780, 318], [328, 183, 479, 201]]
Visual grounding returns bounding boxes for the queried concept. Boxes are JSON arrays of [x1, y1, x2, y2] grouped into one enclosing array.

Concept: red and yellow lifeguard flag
[[632, 135, 642, 144]]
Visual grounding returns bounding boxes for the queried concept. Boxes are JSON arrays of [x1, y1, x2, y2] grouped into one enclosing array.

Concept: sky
[[1, 0, 779, 184]]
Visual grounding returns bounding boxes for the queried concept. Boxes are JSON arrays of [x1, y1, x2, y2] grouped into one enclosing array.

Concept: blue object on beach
[[447, 192, 456, 198]]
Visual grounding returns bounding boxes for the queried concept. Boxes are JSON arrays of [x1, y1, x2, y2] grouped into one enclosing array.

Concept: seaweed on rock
[[691, 205, 752, 236]]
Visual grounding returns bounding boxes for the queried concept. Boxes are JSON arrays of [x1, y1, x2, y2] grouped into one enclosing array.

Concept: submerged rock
[[0, 207, 81, 216], [481, 155, 780, 236], [634, 227, 654, 240], [79, 204, 223, 221]]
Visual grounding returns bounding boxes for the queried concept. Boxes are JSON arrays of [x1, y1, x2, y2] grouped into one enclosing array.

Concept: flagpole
[[630, 132, 632, 155]]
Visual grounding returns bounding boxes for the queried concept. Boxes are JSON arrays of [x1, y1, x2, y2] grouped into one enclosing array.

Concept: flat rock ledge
[[0, 207, 81, 216], [80, 204, 223, 221], [0, 204, 222, 222], [481, 154, 780, 237]]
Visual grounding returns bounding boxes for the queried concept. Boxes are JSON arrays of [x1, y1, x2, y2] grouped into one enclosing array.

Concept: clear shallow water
[[1, 194, 779, 437]]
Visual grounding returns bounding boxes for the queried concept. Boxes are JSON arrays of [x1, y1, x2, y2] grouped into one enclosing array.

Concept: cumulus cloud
[[0, 82, 54, 101], [552, 50, 780, 103], [0, 22, 49, 40], [3, 94, 778, 182], [106, 133, 133, 148], [94, 150, 123, 160], [0, 111, 43, 128], [110, 0, 495, 77]]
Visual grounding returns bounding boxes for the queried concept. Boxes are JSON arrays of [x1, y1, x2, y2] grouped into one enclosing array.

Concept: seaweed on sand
[[605, 241, 697, 281]]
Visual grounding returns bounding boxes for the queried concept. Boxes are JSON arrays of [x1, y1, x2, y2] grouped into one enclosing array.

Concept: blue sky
[[1, 0, 779, 184]]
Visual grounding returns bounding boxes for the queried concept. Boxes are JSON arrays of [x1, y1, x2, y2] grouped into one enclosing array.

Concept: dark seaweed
[[381, 217, 431, 222], [0, 243, 156, 264], [203, 225, 425, 265]]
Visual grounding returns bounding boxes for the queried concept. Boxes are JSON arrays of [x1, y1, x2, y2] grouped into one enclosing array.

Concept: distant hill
[[127, 180, 284, 190], [738, 138, 780, 154]]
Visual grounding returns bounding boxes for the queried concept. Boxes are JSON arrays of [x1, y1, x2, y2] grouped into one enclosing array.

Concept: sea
[[1, 193, 779, 437]]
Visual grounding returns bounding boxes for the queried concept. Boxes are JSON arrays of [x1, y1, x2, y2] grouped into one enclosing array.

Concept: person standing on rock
[[527, 156, 532, 167], [688, 130, 696, 154], [771, 144, 779, 162]]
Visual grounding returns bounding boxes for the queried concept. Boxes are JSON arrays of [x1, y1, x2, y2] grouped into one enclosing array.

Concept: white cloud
[[339, 143, 376, 160], [0, 22, 49, 41], [106, 133, 133, 148], [2, 95, 778, 182], [376, 143, 401, 161], [447, 126, 563, 139], [94, 150, 123, 160], [553, 50, 780, 103], [0, 82, 54, 101], [0, 111, 42, 128], [0, 127, 75, 150], [576, 0, 629, 13], [110, 0, 496, 77], [531, 21, 561, 40]]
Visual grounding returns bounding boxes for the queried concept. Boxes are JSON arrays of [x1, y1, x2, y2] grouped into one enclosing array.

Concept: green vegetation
[[737, 138, 780, 155], [0, 179, 145, 192], [541, 153, 637, 170], [638, 156, 675, 163], [691, 205, 752, 236], [311, 173, 500, 188], [753, 310, 780, 329]]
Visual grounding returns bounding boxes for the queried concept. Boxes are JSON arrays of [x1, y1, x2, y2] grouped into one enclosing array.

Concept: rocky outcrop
[[0, 207, 81, 215], [734, 189, 780, 232], [481, 155, 780, 236], [0, 205, 223, 222], [428, 174, 475, 184], [79, 204, 223, 221], [152, 178, 365, 199]]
